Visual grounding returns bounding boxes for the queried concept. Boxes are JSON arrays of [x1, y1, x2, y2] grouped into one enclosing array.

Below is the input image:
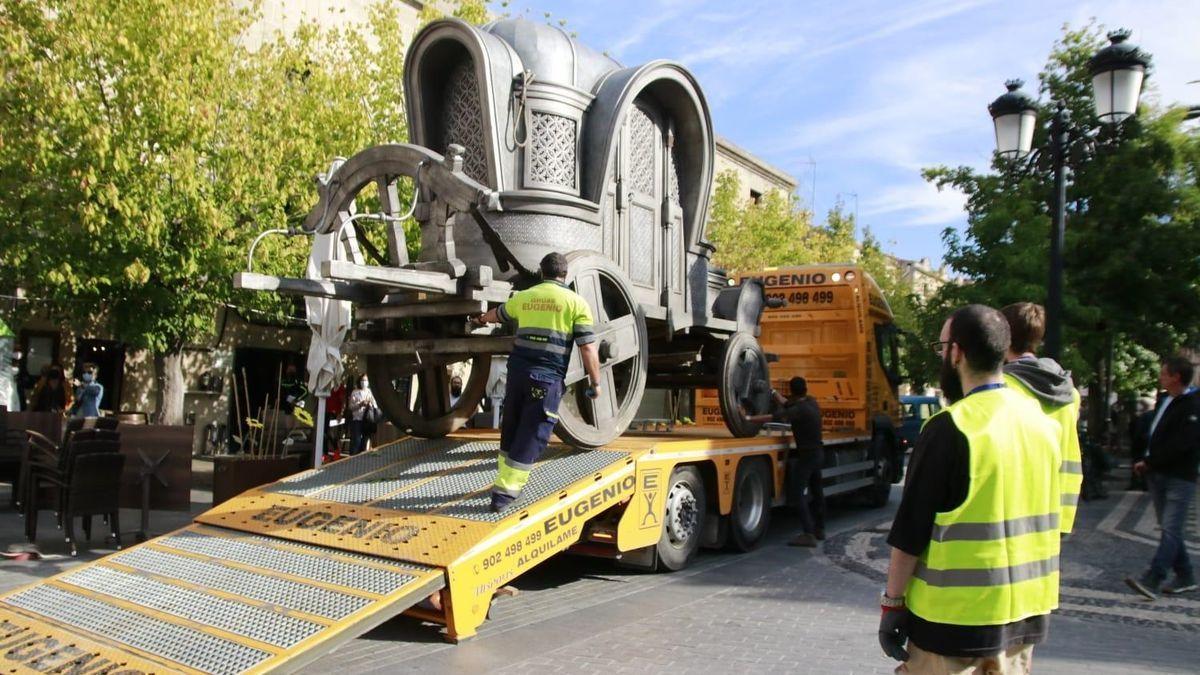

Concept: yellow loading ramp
[[0, 435, 639, 673]]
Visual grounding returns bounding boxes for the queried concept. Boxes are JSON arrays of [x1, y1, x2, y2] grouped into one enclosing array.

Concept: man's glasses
[[930, 340, 950, 357]]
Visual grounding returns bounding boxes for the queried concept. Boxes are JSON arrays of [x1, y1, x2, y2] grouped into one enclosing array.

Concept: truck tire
[[656, 466, 707, 571], [728, 457, 772, 552], [868, 434, 894, 508]]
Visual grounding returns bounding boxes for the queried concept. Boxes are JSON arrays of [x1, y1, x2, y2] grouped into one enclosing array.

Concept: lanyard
[[965, 382, 1006, 398]]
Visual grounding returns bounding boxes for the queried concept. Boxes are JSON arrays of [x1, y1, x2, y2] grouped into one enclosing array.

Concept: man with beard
[[879, 305, 1063, 673], [1001, 302, 1082, 534]]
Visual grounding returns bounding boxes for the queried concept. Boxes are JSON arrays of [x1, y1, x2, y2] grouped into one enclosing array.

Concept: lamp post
[[987, 29, 1150, 360]]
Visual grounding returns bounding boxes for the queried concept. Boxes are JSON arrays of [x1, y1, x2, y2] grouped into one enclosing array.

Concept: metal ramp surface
[[197, 437, 630, 566], [0, 436, 634, 673], [0, 524, 442, 674]]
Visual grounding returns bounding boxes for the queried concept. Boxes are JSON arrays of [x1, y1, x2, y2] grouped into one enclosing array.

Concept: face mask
[[82, 373, 95, 383], [360, 380, 369, 389], [11, 353, 21, 362]]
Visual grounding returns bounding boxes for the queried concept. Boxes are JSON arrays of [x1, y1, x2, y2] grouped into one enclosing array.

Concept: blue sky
[[492, 0, 1200, 269]]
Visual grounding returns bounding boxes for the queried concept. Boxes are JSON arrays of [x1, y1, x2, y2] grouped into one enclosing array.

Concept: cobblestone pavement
[[309, 481, 1200, 674], [0, 468, 1194, 673]]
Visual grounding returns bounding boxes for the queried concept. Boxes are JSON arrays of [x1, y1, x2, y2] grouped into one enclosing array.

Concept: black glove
[[878, 607, 910, 661]]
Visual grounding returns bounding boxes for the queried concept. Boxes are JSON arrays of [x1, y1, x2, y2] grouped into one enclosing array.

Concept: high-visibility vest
[[497, 280, 595, 377], [906, 386, 1063, 626], [1004, 373, 1082, 533]]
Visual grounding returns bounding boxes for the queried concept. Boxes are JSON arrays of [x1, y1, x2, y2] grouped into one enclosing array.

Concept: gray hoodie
[[1003, 356, 1075, 407]]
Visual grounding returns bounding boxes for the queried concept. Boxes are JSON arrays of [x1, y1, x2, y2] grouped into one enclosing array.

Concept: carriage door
[[624, 104, 662, 308]]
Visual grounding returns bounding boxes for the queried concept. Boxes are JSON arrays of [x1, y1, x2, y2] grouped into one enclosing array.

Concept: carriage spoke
[[587, 368, 619, 425]]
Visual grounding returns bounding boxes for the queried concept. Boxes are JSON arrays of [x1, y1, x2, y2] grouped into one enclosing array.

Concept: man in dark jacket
[[745, 376, 824, 547], [1126, 355, 1200, 599]]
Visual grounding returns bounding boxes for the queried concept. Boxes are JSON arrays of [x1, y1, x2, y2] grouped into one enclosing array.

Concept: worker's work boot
[[788, 533, 818, 548], [490, 492, 516, 513]]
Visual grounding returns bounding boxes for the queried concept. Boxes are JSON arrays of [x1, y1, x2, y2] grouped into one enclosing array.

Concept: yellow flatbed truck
[[0, 265, 904, 673], [698, 263, 905, 505], [0, 429, 801, 673]]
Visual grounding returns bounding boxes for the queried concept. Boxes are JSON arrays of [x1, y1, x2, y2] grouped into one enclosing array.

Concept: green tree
[[922, 22, 1200, 426], [0, 0, 415, 422]]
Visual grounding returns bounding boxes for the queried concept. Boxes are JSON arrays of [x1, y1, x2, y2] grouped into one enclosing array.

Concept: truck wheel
[[868, 434, 893, 507], [656, 466, 707, 571], [728, 457, 772, 552]]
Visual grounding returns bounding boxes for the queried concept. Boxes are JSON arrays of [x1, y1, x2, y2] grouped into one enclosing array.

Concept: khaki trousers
[[896, 643, 1034, 675]]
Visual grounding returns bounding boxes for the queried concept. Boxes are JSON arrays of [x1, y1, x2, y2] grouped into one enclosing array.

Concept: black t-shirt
[[773, 397, 822, 451], [887, 411, 1049, 657]]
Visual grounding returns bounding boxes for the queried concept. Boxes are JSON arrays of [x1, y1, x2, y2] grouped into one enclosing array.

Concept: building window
[[749, 189, 763, 204]]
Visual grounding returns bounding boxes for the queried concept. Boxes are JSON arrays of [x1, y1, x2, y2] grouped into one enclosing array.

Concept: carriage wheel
[[367, 350, 491, 438], [718, 331, 771, 438], [555, 251, 648, 448]]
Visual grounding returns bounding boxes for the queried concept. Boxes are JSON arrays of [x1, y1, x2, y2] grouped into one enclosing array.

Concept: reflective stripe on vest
[[1003, 373, 1082, 534], [905, 387, 1063, 626]]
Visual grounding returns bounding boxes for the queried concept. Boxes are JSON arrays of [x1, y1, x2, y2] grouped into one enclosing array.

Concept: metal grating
[[317, 441, 496, 504], [529, 111, 578, 188], [630, 205, 655, 285], [370, 457, 499, 514], [265, 438, 441, 497], [443, 60, 488, 184], [157, 530, 417, 596], [3, 585, 271, 675], [209, 528, 435, 572], [112, 548, 371, 620], [437, 447, 630, 522], [628, 106, 657, 195], [60, 566, 323, 649]]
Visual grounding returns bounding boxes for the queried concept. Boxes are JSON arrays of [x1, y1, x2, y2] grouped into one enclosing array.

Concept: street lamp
[[987, 29, 1151, 360]]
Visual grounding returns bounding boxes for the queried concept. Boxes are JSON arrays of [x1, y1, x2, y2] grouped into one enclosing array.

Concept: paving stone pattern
[[0, 470, 1195, 673], [311, 485, 1200, 674]]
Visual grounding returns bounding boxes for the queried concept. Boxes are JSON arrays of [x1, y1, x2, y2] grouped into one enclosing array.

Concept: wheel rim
[[555, 252, 648, 448], [735, 471, 765, 532], [719, 332, 770, 438], [368, 349, 491, 437], [665, 480, 699, 547]]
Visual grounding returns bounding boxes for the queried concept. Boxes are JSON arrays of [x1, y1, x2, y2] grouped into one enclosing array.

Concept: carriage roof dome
[[482, 18, 622, 93]]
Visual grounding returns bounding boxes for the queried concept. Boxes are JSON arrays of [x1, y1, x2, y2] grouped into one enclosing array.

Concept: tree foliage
[[919, 22, 1200, 407], [707, 171, 927, 383], [0, 0, 418, 421]]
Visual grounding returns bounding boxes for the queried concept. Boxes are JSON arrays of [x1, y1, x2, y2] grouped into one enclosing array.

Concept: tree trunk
[[153, 348, 186, 425]]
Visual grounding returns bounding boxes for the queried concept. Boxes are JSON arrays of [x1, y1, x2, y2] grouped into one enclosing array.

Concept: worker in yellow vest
[[880, 305, 1063, 673], [1001, 302, 1083, 534], [472, 252, 602, 512]]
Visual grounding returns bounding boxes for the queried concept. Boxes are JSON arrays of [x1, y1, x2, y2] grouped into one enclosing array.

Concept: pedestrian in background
[[1125, 355, 1200, 599], [30, 365, 69, 414], [69, 362, 103, 418], [346, 373, 377, 455], [1001, 302, 1082, 534], [745, 376, 825, 546], [880, 305, 1062, 673]]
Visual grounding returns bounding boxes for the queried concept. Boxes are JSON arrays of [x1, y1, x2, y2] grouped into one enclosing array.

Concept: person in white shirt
[[346, 374, 377, 455]]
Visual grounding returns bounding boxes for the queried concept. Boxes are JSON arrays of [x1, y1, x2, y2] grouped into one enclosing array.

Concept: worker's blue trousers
[[493, 367, 564, 503]]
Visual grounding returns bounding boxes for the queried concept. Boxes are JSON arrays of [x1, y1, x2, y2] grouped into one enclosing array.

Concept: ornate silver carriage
[[237, 18, 773, 447]]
